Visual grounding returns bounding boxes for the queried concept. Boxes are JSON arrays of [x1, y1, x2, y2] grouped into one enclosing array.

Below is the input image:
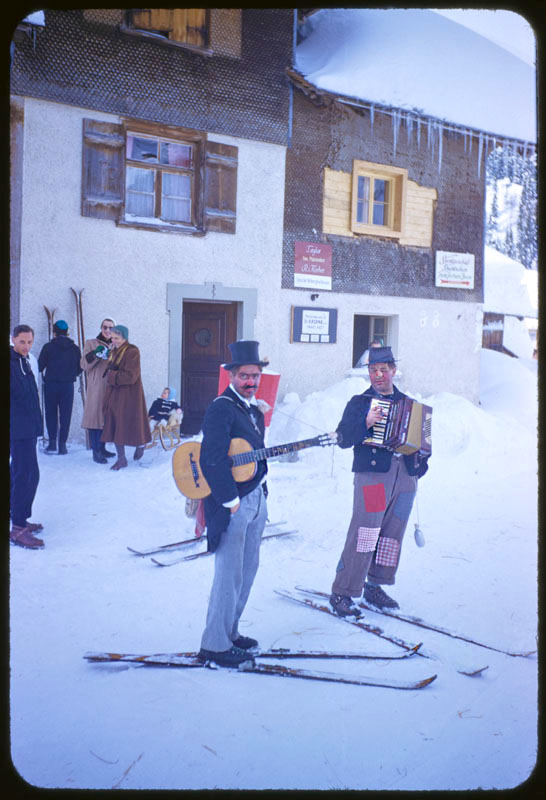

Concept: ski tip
[[458, 665, 490, 677], [151, 558, 167, 567], [417, 674, 438, 688]]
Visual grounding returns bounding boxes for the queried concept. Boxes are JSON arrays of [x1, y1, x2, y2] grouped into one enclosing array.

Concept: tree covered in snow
[[486, 146, 537, 270]]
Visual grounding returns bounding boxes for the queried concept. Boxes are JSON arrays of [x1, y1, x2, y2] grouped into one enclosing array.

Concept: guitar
[[172, 433, 338, 500]]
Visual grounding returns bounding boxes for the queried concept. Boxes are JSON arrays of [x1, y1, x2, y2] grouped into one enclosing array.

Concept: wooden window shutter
[[82, 119, 125, 220], [204, 141, 238, 234]]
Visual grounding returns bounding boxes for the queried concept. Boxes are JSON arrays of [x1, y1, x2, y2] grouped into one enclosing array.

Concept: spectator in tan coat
[[81, 318, 116, 464]]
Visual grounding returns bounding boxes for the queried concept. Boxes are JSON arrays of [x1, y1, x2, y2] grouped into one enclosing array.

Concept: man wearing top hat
[[329, 344, 430, 617], [198, 340, 270, 668]]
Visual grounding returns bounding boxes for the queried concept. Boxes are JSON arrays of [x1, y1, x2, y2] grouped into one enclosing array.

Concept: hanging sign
[[294, 241, 332, 290], [290, 306, 337, 343], [435, 251, 475, 289]]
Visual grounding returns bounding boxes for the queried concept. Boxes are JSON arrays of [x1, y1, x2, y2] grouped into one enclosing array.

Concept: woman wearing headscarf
[[101, 325, 151, 471], [81, 317, 116, 464]]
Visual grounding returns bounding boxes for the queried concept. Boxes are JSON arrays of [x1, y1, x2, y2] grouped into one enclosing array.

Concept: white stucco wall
[[16, 96, 482, 443], [17, 98, 288, 442], [275, 289, 482, 403]]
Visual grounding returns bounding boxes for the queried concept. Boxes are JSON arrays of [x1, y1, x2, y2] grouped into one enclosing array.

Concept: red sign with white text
[[294, 242, 332, 290]]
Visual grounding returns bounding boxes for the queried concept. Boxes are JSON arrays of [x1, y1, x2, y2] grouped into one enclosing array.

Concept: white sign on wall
[[435, 251, 475, 289]]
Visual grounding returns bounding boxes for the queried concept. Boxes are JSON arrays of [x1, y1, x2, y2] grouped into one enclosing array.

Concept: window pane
[[160, 141, 192, 167], [358, 176, 370, 201], [162, 172, 191, 222], [126, 166, 155, 192], [126, 166, 155, 218], [373, 202, 388, 225], [163, 197, 191, 222], [127, 135, 158, 163], [374, 179, 388, 202], [126, 193, 155, 217]]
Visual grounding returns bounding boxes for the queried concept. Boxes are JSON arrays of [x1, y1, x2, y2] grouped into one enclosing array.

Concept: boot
[[93, 450, 108, 464], [25, 521, 44, 532], [198, 646, 255, 668], [45, 440, 56, 453], [329, 593, 362, 618], [111, 457, 128, 471], [101, 445, 116, 458], [10, 525, 44, 549], [58, 443, 68, 455], [363, 582, 399, 610], [232, 635, 259, 651], [133, 446, 145, 461]]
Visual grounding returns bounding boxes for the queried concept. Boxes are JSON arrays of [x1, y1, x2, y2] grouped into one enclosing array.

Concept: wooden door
[[181, 301, 238, 434]]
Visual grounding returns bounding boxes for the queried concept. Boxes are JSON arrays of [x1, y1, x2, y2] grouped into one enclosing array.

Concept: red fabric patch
[[363, 483, 387, 513]]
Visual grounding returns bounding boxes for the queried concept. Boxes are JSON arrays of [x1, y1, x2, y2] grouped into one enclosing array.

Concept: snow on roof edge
[[286, 67, 535, 148]]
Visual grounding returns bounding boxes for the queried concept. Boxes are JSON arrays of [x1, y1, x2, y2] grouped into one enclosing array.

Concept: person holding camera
[[81, 318, 117, 464]]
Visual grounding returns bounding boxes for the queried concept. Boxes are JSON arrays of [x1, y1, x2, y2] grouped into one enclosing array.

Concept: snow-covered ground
[[10, 349, 538, 791]]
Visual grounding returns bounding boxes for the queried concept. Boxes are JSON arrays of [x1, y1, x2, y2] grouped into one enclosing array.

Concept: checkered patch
[[356, 527, 380, 553], [363, 483, 387, 513], [375, 537, 400, 567]]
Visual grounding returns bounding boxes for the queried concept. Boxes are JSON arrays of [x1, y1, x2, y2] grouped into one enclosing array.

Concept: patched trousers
[[332, 457, 417, 596], [201, 484, 267, 652]]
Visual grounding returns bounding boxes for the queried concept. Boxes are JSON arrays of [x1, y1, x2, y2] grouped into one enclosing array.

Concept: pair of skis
[[84, 646, 436, 691], [127, 522, 296, 567], [291, 586, 536, 660]]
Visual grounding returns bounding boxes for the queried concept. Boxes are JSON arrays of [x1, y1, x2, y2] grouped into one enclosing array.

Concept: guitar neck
[[230, 437, 322, 467]]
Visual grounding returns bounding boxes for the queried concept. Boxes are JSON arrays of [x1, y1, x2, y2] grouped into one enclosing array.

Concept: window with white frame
[[351, 160, 407, 239]]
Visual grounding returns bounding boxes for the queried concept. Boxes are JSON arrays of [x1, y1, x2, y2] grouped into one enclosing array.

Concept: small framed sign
[[435, 251, 475, 289], [294, 241, 332, 290], [290, 306, 337, 343]]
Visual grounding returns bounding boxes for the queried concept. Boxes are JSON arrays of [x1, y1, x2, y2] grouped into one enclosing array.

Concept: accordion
[[363, 397, 432, 456]]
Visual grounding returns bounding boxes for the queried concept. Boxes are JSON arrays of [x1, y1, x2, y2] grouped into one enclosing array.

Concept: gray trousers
[[201, 484, 267, 652], [332, 457, 417, 596]]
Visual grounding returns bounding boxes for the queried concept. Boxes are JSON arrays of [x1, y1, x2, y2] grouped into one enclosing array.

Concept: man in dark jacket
[[38, 320, 82, 454], [330, 346, 430, 616], [10, 325, 44, 549], [198, 341, 269, 668]]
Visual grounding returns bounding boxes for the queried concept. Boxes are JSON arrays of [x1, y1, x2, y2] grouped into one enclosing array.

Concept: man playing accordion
[[329, 345, 430, 616]]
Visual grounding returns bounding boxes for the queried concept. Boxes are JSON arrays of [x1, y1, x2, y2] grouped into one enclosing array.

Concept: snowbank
[[9, 349, 538, 791]]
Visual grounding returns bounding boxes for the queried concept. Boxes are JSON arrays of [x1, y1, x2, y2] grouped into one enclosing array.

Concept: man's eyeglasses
[[102, 325, 113, 330], [238, 373, 261, 381]]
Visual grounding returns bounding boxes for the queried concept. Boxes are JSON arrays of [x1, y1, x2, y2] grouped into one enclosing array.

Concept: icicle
[[468, 131, 472, 155], [437, 122, 443, 171], [370, 104, 374, 134], [392, 109, 401, 157], [477, 131, 484, 177], [416, 117, 421, 150], [405, 113, 412, 146]]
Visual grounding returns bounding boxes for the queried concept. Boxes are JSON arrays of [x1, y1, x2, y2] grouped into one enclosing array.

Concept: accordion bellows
[[363, 397, 432, 456]]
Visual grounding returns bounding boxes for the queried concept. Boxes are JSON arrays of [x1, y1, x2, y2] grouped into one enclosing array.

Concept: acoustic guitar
[[172, 433, 338, 500]]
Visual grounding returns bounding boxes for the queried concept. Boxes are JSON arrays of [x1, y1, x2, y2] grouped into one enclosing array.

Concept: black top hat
[[223, 340, 269, 370], [365, 345, 397, 366]]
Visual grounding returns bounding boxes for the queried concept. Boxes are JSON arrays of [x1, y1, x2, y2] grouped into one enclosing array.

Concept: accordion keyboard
[[363, 398, 392, 446]]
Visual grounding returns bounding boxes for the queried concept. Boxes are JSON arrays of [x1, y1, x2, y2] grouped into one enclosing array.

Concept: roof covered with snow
[[295, 9, 536, 143], [484, 245, 538, 318]]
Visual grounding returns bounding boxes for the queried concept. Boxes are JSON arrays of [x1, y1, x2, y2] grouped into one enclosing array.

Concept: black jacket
[[38, 335, 82, 382], [200, 386, 267, 552], [148, 398, 180, 421], [336, 385, 429, 478], [10, 348, 43, 440]]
